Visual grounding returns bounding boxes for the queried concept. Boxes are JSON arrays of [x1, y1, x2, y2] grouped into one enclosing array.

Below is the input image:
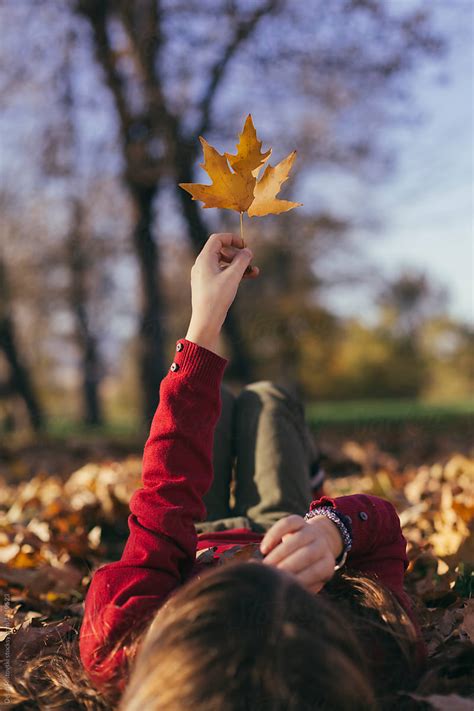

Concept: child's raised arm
[[79, 234, 256, 693]]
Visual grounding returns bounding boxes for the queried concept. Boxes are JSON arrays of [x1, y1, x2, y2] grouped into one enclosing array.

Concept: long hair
[[0, 639, 110, 710], [2, 563, 420, 711], [119, 562, 419, 711]]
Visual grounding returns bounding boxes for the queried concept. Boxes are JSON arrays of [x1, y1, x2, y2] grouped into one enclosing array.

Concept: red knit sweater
[[79, 339, 423, 693]]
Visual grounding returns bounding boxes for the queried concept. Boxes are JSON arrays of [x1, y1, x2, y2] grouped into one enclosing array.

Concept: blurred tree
[[58, 32, 104, 426], [328, 319, 429, 399], [377, 271, 449, 339], [73, 0, 441, 420], [0, 254, 43, 431], [316, 271, 460, 400], [0, 0, 445, 424], [420, 317, 474, 401], [66, 200, 103, 425], [233, 211, 348, 398]]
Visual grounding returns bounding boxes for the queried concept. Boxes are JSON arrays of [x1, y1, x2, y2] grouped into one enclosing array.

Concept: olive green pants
[[195, 381, 316, 535]]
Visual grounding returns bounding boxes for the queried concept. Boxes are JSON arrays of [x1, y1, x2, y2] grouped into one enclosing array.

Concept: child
[[79, 234, 425, 710]]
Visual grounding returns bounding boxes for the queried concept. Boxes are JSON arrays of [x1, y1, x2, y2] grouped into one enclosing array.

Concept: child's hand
[[259, 514, 344, 594], [185, 233, 258, 354]]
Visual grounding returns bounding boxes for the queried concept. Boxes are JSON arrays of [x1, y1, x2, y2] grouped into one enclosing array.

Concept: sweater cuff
[[169, 338, 228, 388], [309, 495, 336, 512]]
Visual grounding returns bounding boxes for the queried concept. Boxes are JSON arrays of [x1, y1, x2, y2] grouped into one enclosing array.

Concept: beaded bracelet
[[304, 506, 353, 571]]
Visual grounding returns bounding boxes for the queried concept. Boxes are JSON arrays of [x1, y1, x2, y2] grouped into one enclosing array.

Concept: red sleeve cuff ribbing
[[169, 338, 228, 388], [309, 496, 336, 512]]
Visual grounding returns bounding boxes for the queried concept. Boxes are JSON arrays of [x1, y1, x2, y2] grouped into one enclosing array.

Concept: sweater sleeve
[[309, 493, 426, 665], [79, 339, 227, 692], [309, 494, 408, 600]]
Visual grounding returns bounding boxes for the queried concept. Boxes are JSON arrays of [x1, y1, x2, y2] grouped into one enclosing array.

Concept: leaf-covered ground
[[0, 439, 472, 710]]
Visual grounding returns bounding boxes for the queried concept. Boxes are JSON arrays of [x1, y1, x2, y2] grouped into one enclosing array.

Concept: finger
[[262, 526, 316, 567], [201, 233, 244, 258], [272, 546, 316, 576], [242, 265, 259, 279], [219, 263, 259, 280], [294, 558, 335, 589], [294, 565, 325, 594], [225, 247, 253, 279], [260, 515, 306, 556], [219, 250, 258, 276], [275, 565, 325, 595], [220, 245, 245, 263]]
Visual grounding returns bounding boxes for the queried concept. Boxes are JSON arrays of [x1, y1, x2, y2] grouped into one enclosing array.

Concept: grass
[[3, 401, 473, 445], [306, 399, 474, 428], [45, 417, 142, 440]]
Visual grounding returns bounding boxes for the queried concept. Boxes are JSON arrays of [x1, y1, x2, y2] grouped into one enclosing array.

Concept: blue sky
[[324, 1, 473, 324], [0, 1, 471, 327]]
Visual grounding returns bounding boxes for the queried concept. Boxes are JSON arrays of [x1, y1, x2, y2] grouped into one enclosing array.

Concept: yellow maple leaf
[[179, 115, 302, 231], [248, 151, 302, 217], [179, 137, 255, 213], [225, 114, 272, 177]]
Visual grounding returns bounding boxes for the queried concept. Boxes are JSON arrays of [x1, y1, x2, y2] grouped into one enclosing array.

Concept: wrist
[[305, 507, 352, 570], [185, 321, 221, 355], [307, 516, 344, 559]]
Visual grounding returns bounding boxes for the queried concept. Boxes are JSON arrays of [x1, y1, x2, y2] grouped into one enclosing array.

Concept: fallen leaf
[[460, 599, 474, 641], [217, 543, 263, 564], [196, 546, 218, 565], [1, 442, 473, 706], [0, 561, 82, 596], [0, 543, 20, 563]]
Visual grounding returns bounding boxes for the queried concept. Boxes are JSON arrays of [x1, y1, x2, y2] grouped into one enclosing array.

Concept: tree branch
[[118, 0, 161, 83], [76, 0, 133, 136], [116, 1, 179, 150], [196, 0, 282, 138]]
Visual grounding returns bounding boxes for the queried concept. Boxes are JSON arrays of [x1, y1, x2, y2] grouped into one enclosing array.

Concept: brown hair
[[120, 562, 380, 711], [0, 639, 110, 710], [324, 570, 420, 702], [2, 563, 420, 710]]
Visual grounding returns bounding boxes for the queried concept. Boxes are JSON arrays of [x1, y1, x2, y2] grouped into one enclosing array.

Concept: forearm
[[122, 339, 228, 571], [185, 321, 221, 356], [81, 340, 229, 690], [81, 234, 255, 691]]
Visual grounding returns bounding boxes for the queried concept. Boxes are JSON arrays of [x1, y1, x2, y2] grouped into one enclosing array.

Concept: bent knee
[[239, 381, 301, 409]]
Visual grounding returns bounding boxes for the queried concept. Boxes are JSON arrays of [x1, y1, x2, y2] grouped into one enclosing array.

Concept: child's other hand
[[185, 233, 259, 354], [259, 514, 344, 594]]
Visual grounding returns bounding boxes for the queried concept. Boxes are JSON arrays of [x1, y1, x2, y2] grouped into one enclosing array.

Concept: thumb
[[226, 247, 253, 278]]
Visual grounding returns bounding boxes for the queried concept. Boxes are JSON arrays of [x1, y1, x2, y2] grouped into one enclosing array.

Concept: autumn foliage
[[0, 439, 472, 708]]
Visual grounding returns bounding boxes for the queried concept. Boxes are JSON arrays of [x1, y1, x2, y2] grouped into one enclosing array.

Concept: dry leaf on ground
[[0, 444, 472, 707]]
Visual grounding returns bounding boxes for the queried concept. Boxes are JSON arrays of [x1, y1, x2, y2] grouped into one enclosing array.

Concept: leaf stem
[[240, 211, 245, 245]]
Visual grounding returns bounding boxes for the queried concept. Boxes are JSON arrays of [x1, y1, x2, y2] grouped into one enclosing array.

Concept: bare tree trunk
[[0, 259, 43, 430], [130, 183, 166, 423], [176, 146, 254, 381], [75, 5, 167, 423], [67, 202, 103, 426]]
